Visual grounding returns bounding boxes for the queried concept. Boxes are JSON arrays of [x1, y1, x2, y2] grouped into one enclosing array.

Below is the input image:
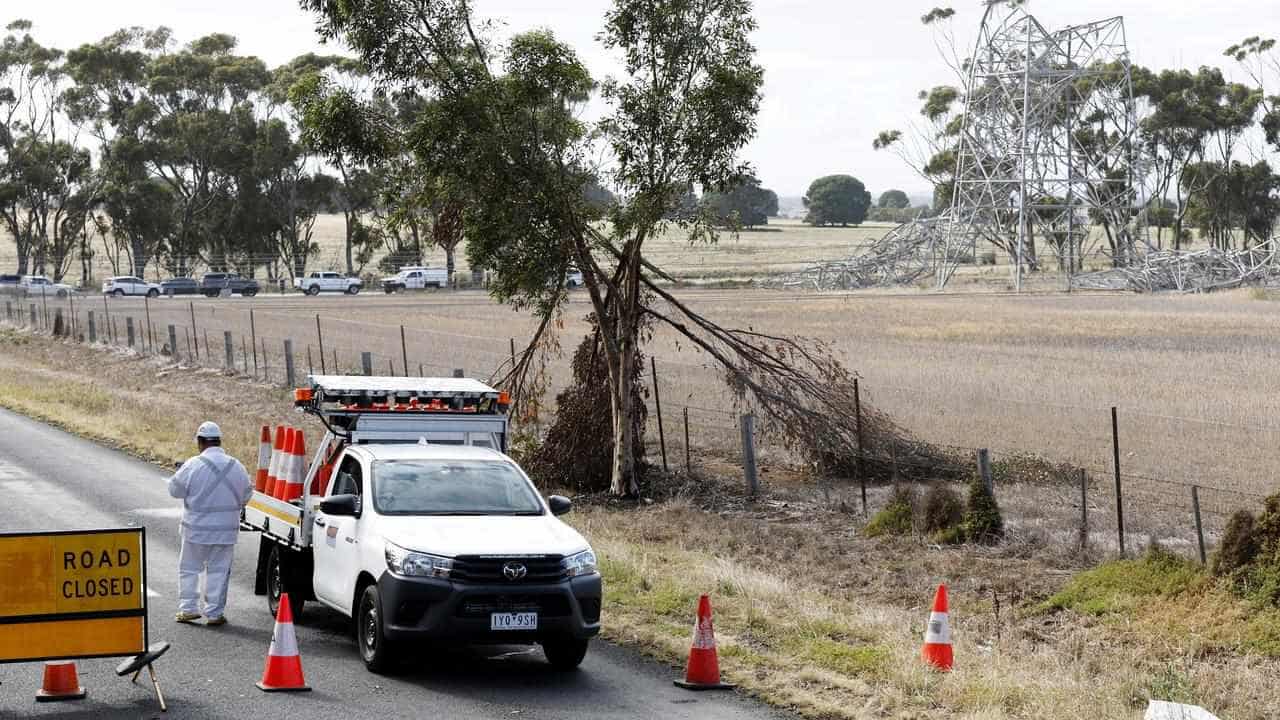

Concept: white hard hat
[[195, 421, 222, 439]]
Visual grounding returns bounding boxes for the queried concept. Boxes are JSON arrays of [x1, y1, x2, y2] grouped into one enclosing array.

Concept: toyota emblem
[[502, 562, 528, 581]]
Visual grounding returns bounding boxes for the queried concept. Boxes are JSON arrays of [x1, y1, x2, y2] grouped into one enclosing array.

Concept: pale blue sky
[[15, 1, 1280, 198]]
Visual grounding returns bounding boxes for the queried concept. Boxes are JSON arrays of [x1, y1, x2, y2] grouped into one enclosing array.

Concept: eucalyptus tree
[[299, 0, 776, 496]]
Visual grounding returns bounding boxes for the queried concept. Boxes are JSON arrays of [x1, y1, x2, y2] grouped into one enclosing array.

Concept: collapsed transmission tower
[[782, 2, 1141, 291], [942, 1, 1139, 289]]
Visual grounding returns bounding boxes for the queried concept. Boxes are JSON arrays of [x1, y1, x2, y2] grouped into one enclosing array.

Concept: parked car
[[380, 266, 448, 293], [201, 272, 260, 298], [294, 271, 362, 295], [102, 276, 161, 297], [161, 277, 200, 296], [0, 274, 22, 296], [565, 269, 584, 288], [21, 275, 75, 298]]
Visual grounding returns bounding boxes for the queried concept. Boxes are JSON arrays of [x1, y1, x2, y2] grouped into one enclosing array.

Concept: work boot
[[175, 611, 201, 624], [205, 616, 227, 627]]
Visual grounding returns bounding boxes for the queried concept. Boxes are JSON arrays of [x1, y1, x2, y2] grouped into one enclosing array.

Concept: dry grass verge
[[1, 328, 1277, 719]]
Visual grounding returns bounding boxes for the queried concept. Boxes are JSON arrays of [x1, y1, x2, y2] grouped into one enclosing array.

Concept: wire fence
[[4, 290, 1275, 566]]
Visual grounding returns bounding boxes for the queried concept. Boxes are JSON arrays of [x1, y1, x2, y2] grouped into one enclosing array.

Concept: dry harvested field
[[28, 285, 1280, 518], [0, 217, 892, 285]]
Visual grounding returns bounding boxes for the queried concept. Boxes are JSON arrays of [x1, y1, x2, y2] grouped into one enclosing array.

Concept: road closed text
[[61, 549, 136, 599]]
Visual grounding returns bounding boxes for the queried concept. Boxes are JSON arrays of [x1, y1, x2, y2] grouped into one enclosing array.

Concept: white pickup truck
[[242, 375, 600, 673], [380, 266, 449, 293], [294, 271, 362, 296]]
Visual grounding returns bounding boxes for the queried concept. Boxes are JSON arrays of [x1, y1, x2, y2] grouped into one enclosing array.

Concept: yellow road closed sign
[[0, 528, 148, 663]]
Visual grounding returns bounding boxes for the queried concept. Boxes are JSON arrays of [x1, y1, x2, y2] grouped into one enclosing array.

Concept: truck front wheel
[[542, 636, 589, 670], [266, 544, 306, 621], [357, 584, 396, 673]]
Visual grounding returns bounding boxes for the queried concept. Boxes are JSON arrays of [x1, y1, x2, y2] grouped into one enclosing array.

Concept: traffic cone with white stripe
[[283, 430, 306, 502], [274, 428, 297, 499], [265, 425, 285, 497], [256, 592, 310, 692], [921, 583, 953, 671], [254, 425, 271, 492], [674, 594, 735, 690]]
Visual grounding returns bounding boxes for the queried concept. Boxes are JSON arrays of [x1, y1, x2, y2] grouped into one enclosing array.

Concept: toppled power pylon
[[777, 2, 1142, 291], [771, 217, 947, 290], [1071, 240, 1280, 293]]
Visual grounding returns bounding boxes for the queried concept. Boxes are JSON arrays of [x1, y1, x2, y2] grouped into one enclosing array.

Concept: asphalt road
[[0, 408, 790, 720]]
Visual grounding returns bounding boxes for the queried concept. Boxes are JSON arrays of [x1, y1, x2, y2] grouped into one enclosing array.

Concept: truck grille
[[451, 555, 564, 584], [457, 594, 571, 618]]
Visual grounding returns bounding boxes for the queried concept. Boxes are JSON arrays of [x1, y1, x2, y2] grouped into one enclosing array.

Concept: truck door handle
[[314, 518, 326, 527]]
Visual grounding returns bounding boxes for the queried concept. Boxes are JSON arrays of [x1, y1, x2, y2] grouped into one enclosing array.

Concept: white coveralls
[[168, 447, 253, 619]]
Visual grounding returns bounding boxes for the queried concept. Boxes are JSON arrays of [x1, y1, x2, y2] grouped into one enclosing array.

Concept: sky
[[13, 0, 1280, 200]]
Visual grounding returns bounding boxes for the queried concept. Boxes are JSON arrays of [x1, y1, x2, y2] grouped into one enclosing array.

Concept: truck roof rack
[[295, 375, 509, 416]]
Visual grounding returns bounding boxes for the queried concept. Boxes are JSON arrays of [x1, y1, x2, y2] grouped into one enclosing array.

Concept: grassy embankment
[[2, 327, 1278, 719]]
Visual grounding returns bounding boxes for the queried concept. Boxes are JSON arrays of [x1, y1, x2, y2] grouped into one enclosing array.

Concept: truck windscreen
[[371, 460, 543, 516]]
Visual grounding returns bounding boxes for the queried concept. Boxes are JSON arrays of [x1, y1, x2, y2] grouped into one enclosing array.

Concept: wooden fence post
[[184, 326, 192, 359], [189, 302, 199, 360], [250, 308, 258, 374], [261, 338, 269, 381], [126, 317, 135, 347], [740, 413, 758, 497], [362, 351, 373, 376], [87, 311, 96, 343], [400, 325, 409, 378], [683, 407, 691, 475], [1079, 468, 1089, 549], [854, 377, 867, 516], [284, 339, 296, 388], [651, 357, 668, 473], [976, 448, 993, 495], [1112, 406, 1126, 558], [144, 296, 153, 350], [1192, 485, 1206, 565], [241, 336, 248, 374], [168, 325, 178, 359], [316, 314, 327, 374], [30, 303, 37, 327], [224, 331, 234, 370]]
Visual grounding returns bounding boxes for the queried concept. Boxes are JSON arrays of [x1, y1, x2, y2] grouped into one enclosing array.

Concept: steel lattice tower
[[939, 1, 1140, 288]]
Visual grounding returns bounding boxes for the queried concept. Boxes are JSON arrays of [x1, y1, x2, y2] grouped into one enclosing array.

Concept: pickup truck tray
[[242, 491, 310, 550]]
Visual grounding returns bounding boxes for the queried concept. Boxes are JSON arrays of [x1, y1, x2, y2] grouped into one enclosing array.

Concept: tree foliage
[[702, 175, 776, 228], [802, 174, 872, 226]]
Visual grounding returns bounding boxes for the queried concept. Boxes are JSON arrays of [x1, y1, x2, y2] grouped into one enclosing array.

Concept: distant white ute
[[1146, 701, 1220, 720]]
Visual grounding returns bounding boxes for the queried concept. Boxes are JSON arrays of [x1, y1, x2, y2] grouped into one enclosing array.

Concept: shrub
[[962, 474, 1004, 544], [1212, 510, 1258, 577], [922, 484, 964, 534], [865, 485, 916, 537]]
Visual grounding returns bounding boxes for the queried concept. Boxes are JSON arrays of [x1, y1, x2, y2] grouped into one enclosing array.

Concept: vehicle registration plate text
[[490, 612, 538, 631]]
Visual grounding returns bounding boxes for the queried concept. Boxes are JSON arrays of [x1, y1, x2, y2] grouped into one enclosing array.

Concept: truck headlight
[[385, 542, 453, 578], [561, 549, 598, 578]]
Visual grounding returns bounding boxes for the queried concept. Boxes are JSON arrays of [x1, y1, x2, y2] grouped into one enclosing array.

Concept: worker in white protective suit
[[168, 421, 253, 626]]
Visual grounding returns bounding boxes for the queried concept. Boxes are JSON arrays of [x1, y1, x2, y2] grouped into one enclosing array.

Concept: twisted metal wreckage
[[776, 2, 1279, 294]]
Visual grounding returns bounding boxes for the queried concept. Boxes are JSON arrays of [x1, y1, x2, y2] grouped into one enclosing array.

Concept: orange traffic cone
[[284, 430, 306, 501], [256, 592, 310, 692], [35, 660, 86, 702], [674, 595, 735, 690], [274, 428, 297, 499], [266, 425, 285, 497], [921, 583, 953, 671], [255, 425, 272, 492]]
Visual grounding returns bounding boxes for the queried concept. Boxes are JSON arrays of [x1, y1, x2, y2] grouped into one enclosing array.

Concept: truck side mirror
[[320, 494, 362, 517], [547, 495, 572, 516]]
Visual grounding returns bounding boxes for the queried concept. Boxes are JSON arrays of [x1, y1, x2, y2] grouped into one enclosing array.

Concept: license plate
[[490, 612, 538, 631]]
